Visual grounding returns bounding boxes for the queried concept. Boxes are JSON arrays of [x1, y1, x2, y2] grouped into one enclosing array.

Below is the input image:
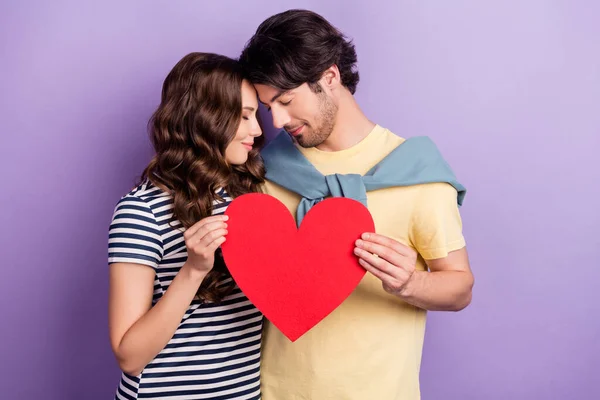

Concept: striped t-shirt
[[108, 181, 262, 400]]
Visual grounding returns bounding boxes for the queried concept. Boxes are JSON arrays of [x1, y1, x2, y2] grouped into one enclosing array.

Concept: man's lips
[[286, 125, 304, 136]]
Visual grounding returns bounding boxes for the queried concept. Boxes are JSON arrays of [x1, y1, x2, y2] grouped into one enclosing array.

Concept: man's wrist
[[396, 270, 420, 299]]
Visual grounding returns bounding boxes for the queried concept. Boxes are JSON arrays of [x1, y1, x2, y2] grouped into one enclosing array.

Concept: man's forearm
[[398, 270, 473, 311]]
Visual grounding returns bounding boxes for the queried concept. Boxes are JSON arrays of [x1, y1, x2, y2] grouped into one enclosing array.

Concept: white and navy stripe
[[108, 181, 262, 399]]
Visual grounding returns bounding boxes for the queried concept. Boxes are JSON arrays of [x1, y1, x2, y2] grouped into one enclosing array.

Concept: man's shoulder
[[371, 125, 445, 167], [377, 127, 449, 166], [375, 124, 405, 144], [379, 126, 436, 152]]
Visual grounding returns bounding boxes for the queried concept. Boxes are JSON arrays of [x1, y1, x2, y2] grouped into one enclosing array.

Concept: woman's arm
[[108, 214, 228, 376], [108, 262, 207, 376]]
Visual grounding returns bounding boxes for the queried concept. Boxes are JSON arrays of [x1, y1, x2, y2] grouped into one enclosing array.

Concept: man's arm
[[354, 234, 473, 311], [409, 247, 473, 310]]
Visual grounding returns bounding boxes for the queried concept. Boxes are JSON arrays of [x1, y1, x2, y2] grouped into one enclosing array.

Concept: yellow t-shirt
[[260, 125, 466, 400]]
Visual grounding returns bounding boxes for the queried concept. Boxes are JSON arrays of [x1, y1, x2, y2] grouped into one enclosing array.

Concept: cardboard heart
[[221, 193, 375, 342]]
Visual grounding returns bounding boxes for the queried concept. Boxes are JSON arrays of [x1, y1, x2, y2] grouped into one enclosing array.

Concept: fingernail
[[356, 239, 363, 246], [223, 215, 229, 220], [362, 233, 370, 240], [354, 247, 361, 255]]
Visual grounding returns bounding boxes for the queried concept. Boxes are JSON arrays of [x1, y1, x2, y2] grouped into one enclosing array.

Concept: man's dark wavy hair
[[239, 9, 360, 94]]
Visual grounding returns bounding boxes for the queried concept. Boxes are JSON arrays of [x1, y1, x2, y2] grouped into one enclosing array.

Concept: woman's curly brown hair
[[140, 52, 265, 303]]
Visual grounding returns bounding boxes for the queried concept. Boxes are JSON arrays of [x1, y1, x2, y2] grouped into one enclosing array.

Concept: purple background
[[1, 1, 598, 399]]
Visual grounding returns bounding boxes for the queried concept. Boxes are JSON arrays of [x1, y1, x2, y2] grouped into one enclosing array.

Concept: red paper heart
[[221, 193, 375, 342]]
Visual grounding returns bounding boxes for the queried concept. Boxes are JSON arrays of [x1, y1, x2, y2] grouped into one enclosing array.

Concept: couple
[[107, 9, 474, 400]]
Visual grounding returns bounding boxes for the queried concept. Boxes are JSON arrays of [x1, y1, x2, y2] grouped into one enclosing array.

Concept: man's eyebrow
[[259, 89, 290, 106], [271, 90, 289, 103]]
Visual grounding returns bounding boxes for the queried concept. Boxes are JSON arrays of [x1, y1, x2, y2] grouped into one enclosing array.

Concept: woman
[[108, 52, 264, 400]]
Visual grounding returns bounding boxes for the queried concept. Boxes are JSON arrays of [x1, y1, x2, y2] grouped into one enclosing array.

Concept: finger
[[357, 253, 412, 294], [357, 256, 396, 285], [354, 247, 397, 279], [189, 220, 228, 242], [355, 239, 406, 266], [360, 233, 415, 258], [186, 215, 228, 238], [184, 215, 229, 239], [206, 236, 227, 253], [196, 228, 228, 248]]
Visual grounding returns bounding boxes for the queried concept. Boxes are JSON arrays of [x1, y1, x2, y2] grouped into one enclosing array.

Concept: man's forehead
[[254, 83, 279, 93]]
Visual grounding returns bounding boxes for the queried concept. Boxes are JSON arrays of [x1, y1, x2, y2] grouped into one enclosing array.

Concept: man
[[240, 9, 474, 400]]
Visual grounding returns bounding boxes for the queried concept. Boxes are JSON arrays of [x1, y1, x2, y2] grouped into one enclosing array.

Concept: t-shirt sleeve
[[108, 196, 164, 269], [409, 182, 466, 260]]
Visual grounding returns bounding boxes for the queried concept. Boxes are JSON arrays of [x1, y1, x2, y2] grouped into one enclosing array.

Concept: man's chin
[[295, 135, 313, 148]]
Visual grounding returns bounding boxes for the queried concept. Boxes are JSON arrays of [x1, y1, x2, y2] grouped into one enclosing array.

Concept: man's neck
[[315, 94, 375, 152]]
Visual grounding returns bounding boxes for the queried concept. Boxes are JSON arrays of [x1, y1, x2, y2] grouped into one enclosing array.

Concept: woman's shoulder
[[109, 180, 169, 267], [112, 180, 173, 218], [118, 180, 171, 205], [124, 180, 171, 200]]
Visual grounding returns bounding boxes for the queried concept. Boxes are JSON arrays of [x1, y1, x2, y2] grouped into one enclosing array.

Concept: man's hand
[[355, 232, 473, 310], [354, 232, 418, 296]]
